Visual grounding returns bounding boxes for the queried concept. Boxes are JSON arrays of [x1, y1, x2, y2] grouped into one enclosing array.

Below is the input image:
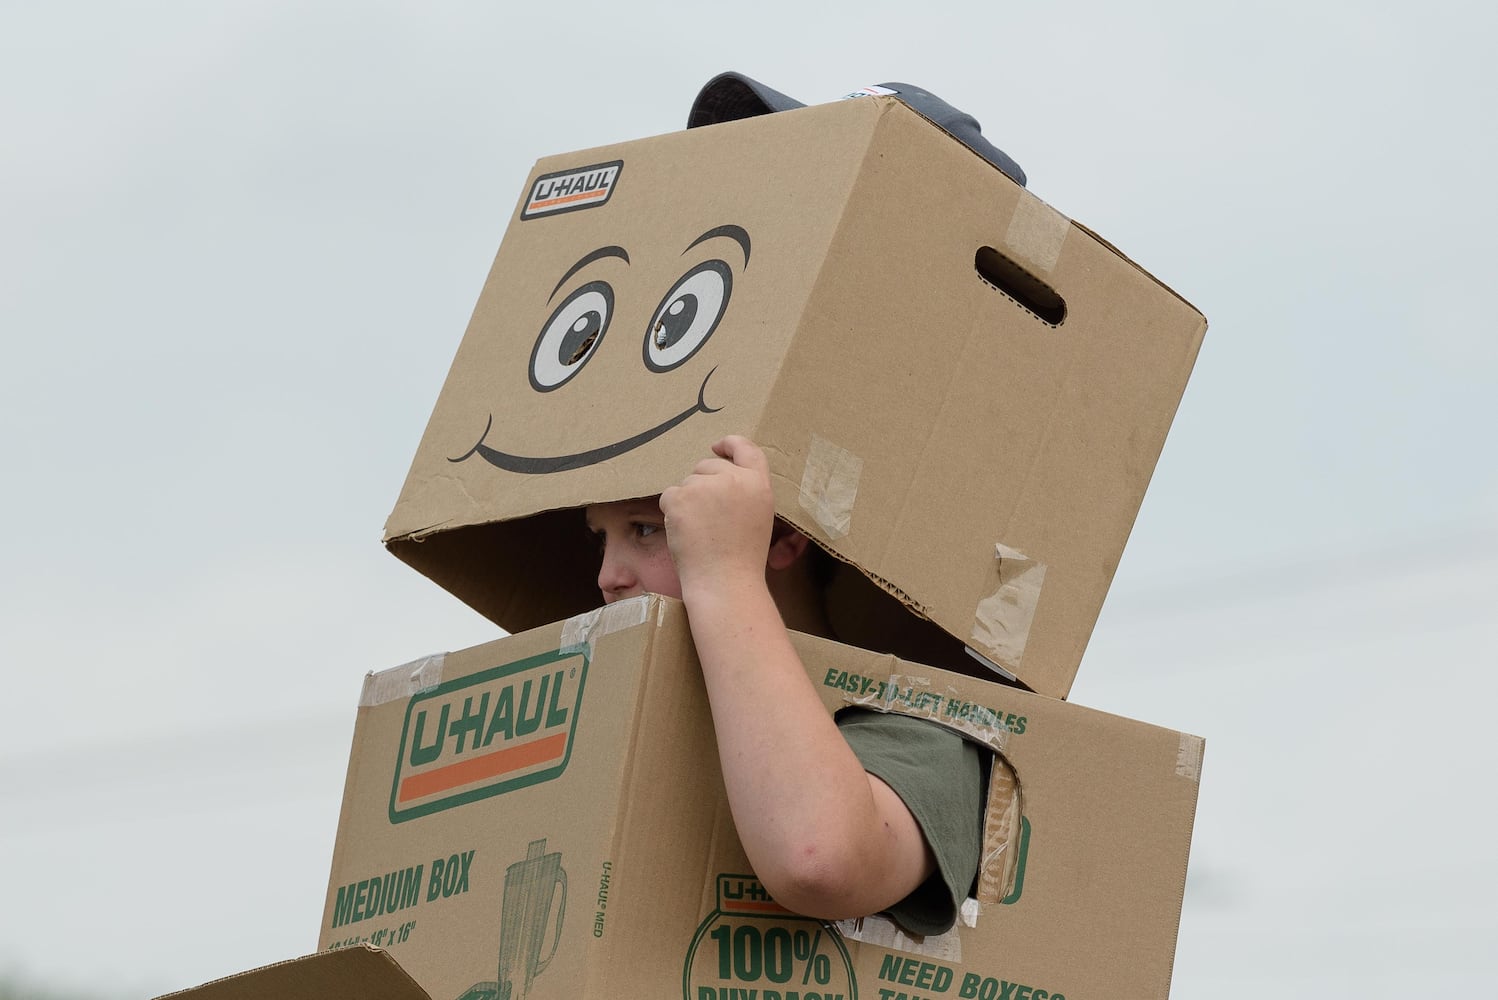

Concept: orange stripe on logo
[[398, 732, 569, 803], [729, 899, 791, 914], [530, 187, 608, 210]]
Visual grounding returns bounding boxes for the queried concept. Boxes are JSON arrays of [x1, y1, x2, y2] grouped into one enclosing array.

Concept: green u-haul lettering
[[877, 955, 952, 992], [408, 670, 570, 767], [941, 699, 1027, 734], [331, 863, 424, 928], [409, 704, 449, 767], [722, 878, 772, 903], [956, 974, 1062, 1000], [390, 649, 589, 822]]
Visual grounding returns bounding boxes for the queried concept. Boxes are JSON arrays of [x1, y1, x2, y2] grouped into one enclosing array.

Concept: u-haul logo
[[521, 160, 623, 219], [388, 648, 587, 822]]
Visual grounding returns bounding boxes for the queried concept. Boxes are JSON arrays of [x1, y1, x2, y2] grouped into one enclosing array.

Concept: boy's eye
[[531, 280, 615, 391], [643, 260, 732, 372], [634, 522, 663, 539]]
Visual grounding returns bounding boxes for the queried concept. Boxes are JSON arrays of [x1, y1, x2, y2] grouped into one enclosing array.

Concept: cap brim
[[688, 72, 805, 129]]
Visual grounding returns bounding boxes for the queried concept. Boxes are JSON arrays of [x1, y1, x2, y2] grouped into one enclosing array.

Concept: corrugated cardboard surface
[[383, 97, 1205, 699], [155, 946, 430, 1000], [317, 596, 1201, 1000]]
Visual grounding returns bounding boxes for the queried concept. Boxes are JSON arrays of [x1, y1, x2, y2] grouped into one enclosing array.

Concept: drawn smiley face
[[452, 224, 751, 475]]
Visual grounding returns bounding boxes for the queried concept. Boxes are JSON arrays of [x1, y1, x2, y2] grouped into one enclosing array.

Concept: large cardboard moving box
[[383, 96, 1206, 699], [310, 596, 1201, 1000]]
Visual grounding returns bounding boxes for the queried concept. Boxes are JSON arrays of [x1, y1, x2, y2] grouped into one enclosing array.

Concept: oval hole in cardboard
[[974, 247, 1067, 326]]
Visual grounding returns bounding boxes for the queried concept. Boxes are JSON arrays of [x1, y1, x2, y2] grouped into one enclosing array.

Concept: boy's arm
[[660, 435, 936, 920]]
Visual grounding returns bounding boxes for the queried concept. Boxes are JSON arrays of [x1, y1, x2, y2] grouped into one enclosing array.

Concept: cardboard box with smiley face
[[384, 95, 1205, 699]]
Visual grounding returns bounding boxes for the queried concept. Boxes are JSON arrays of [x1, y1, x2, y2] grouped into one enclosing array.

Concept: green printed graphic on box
[[390, 648, 588, 822], [874, 955, 1068, 1000], [819, 670, 1027, 735], [451, 838, 569, 1000], [1000, 817, 1031, 907], [684, 875, 856, 1000], [328, 849, 477, 932]]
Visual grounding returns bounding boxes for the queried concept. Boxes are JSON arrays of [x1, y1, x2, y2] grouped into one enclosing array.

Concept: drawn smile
[[451, 368, 721, 475]]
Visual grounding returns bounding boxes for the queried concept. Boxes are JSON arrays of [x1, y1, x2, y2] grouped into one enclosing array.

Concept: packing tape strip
[[560, 594, 652, 655], [798, 433, 863, 540], [841, 673, 1015, 754], [360, 653, 446, 707], [969, 542, 1047, 677], [1002, 191, 1071, 275], [1175, 732, 1205, 783]]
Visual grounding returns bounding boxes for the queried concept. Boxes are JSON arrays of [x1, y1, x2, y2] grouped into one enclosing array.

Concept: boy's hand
[[659, 435, 775, 595]]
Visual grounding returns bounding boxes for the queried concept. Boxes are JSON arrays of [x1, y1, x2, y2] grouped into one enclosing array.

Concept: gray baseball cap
[[687, 71, 1027, 188]]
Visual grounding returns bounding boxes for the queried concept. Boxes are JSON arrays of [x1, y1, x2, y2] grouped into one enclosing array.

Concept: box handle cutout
[[974, 247, 1066, 326]]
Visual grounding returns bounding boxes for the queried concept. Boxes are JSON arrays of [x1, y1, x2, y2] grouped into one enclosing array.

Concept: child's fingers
[[691, 456, 734, 477], [712, 435, 768, 474]]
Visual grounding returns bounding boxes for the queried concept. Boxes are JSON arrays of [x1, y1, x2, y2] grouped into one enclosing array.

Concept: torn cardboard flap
[[975, 755, 1025, 907], [154, 946, 431, 1000]]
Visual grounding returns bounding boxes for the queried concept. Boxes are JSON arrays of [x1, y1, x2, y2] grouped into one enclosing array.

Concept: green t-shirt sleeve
[[836, 708, 985, 936]]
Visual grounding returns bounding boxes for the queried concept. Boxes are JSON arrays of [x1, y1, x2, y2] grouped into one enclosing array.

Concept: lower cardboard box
[[162, 594, 1203, 1000]]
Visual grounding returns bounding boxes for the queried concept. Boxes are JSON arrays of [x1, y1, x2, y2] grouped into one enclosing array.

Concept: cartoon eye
[[530, 281, 614, 391], [643, 260, 732, 372]]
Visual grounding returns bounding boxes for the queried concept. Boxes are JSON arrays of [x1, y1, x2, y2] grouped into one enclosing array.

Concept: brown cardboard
[[382, 96, 1205, 700], [154, 946, 431, 999], [312, 595, 1200, 1000]]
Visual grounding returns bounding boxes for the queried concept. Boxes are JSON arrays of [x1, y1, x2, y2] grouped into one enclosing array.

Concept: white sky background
[[2, 1, 1495, 997]]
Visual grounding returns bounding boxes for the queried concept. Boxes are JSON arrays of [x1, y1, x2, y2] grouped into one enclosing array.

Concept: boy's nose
[[596, 550, 637, 602]]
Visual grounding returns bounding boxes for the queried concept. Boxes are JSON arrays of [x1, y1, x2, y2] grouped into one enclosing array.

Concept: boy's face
[[585, 498, 681, 603]]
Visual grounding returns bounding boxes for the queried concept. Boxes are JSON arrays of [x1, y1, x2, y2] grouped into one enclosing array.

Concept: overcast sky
[[3, 2, 1495, 998]]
